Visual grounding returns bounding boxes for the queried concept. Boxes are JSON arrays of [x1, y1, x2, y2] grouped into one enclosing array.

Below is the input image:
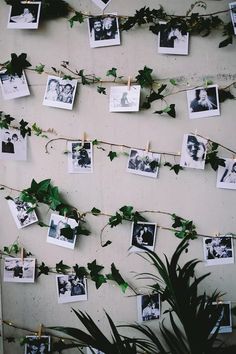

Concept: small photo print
[[43, 75, 77, 110], [47, 214, 78, 249], [88, 14, 120, 48], [130, 222, 157, 252], [8, 1, 41, 29], [0, 128, 27, 161], [211, 301, 232, 334], [24, 336, 51, 354], [127, 148, 161, 178], [180, 134, 207, 170], [4, 257, 35, 283], [187, 85, 220, 119], [56, 275, 88, 304], [229, 2, 236, 35], [91, 0, 111, 10], [0, 70, 30, 100], [158, 22, 189, 55], [217, 158, 236, 190], [8, 197, 38, 229], [109, 85, 141, 112], [67, 141, 93, 173], [137, 293, 161, 322], [203, 236, 234, 266], [87, 348, 105, 354]]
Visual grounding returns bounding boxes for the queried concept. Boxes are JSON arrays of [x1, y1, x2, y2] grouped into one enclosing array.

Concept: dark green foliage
[[34, 63, 45, 74], [108, 206, 146, 229], [121, 6, 166, 31], [91, 207, 101, 216], [106, 263, 128, 293], [37, 262, 50, 277], [154, 104, 176, 118], [149, 160, 159, 171], [97, 86, 107, 95], [218, 89, 235, 102], [106, 67, 117, 79], [164, 162, 183, 175], [19, 119, 31, 138], [171, 214, 197, 239], [107, 151, 118, 161], [56, 260, 71, 274], [69, 11, 85, 28], [135, 66, 154, 88], [78, 69, 91, 85], [87, 260, 107, 289], [206, 142, 226, 171], [5, 53, 31, 77], [73, 264, 88, 278], [0, 112, 15, 129], [219, 22, 234, 48]]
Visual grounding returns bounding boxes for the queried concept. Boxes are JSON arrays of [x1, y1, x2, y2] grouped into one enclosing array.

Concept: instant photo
[[67, 141, 93, 173], [203, 236, 234, 266], [8, 1, 41, 29], [127, 148, 160, 178], [0, 128, 27, 161], [91, 0, 112, 10], [187, 85, 220, 119], [130, 222, 157, 253], [8, 197, 38, 229], [24, 336, 51, 354], [217, 158, 236, 190], [109, 85, 141, 112], [180, 134, 207, 170], [158, 21, 189, 55], [47, 214, 78, 249], [43, 75, 77, 110], [211, 301, 232, 334], [88, 14, 120, 48], [56, 275, 88, 304], [137, 293, 161, 322], [4, 258, 35, 283], [0, 70, 30, 100], [229, 2, 236, 35]]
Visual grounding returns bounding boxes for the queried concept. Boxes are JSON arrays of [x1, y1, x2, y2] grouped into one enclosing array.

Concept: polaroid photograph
[[67, 141, 93, 173], [56, 275, 88, 304], [47, 214, 78, 250], [137, 293, 161, 322], [211, 301, 232, 334], [88, 14, 120, 48], [8, 1, 41, 29], [8, 197, 38, 229], [43, 75, 77, 110], [24, 336, 51, 354], [217, 158, 236, 190], [180, 134, 207, 170], [0, 70, 30, 100], [127, 148, 161, 178], [203, 236, 234, 266], [109, 85, 141, 112], [187, 85, 220, 119], [87, 348, 105, 354], [0, 128, 27, 161], [91, 0, 112, 10], [4, 258, 35, 283], [158, 22, 189, 55], [130, 222, 157, 253], [229, 2, 236, 35]]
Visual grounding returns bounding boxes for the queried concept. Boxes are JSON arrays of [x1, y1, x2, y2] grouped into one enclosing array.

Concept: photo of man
[[88, 14, 120, 48], [130, 222, 157, 252], [180, 134, 207, 170], [187, 85, 220, 119]]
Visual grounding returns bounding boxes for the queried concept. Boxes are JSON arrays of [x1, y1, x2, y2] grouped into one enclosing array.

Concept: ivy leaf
[[149, 160, 159, 171], [69, 11, 84, 28], [0, 113, 15, 129], [31, 122, 43, 136], [171, 214, 184, 228], [106, 263, 128, 293], [35, 63, 45, 74], [78, 69, 90, 85], [19, 119, 31, 138], [132, 211, 147, 223], [169, 79, 177, 86], [48, 186, 62, 210], [87, 260, 104, 275], [37, 262, 50, 277], [6, 53, 31, 77], [87, 260, 106, 289], [219, 36, 233, 48], [60, 225, 74, 240], [218, 89, 235, 103], [106, 67, 117, 79], [206, 151, 226, 171], [109, 212, 123, 227], [6, 337, 15, 343], [56, 260, 71, 274], [102, 240, 112, 247], [119, 205, 134, 219], [5, 195, 13, 201], [91, 207, 101, 216], [73, 264, 88, 278], [154, 104, 176, 118], [135, 66, 154, 88], [97, 86, 107, 95], [164, 162, 183, 175], [76, 225, 91, 236], [92, 139, 99, 146], [107, 151, 117, 161]]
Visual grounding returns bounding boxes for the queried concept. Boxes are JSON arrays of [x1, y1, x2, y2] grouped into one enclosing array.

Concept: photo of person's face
[[186, 137, 205, 161], [94, 20, 102, 32]]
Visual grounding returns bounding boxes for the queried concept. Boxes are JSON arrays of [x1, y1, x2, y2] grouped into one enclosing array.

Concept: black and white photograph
[[187, 85, 220, 119], [87, 348, 105, 354], [158, 22, 189, 55], [217, 158, 236, 190], [229, 2, 236, 35], [56, 275, 88, 304], [127, 148, 161, 178], [24, 335, 51, 354], [0, 128, 27, 161], [67, 141, 93, 173], [137, 293, 161, 322], [88, 14, 120, 48], [8, 1, 41, 29], [8, 197, 38, 229], [211, 301, 232, 334], [109, 85, 141, 112], [47, 214, 78, 250], [180, 134, 207, 170], [203, 236, 234, 266], [43, 75, 77, 110], [0, 70, 30, 100], [4, 257, 35, 283], [91, 0, 112, 10], [130, 222, 157, 253]]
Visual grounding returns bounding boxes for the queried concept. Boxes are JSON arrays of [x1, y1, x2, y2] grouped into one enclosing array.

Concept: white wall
[[0, 0, 236, 353]]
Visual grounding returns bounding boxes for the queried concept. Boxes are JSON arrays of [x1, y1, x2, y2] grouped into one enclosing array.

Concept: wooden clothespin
[[38, 324, 43, 338], [81, 132, 87, 147], [21, 247, 24, 262], [127, 76, 131, 91], [145, 141, 150, 153]]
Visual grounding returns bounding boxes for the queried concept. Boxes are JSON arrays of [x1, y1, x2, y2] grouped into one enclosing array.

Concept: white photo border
[[129, 221, 157, 253], [109, 85, 141, 112], [127, 148, 161, 178], [137, 293, 161, 322], [8, 1, 41, 29], [4, 257, 36, 283], [56, 274, 88, 304], [203, 236, 234, 266], [47, 214, 78, 250], [67, 141, 93, 174], [88, 13, 120, 48], [217, 158, 236, 190], [157, 21, 189, 55], [0, 70, 30, 100]]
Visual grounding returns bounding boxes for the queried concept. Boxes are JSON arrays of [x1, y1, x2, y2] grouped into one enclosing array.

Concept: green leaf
[[73, 264, 88, 278], [92, 139, 99, 146], [56, 260, 71, 274], [107, 151, 117, 161], [149, 160, 159, 171], [169, 79, 177, 86], [48, 186, 62, 210], [19, 119, 31, 138], [6, 53, 31, 77], [106, 263, 128, 293], [91, 207, 101, 216], [109, 212, 123, 227], [35, 63, 45, 74], [102, 240, 112, 247], [219, 36, 233, 48], [97, 86, 107, 95], [87, 260, 106, 289], [154, 104, 176, 118], [164, 162, 183, 174], [135, 66, 154, 88], [76, 225, 91, 236], [69, 11, 85, 28], [106, 67, 117, 79], [31, 122, 43, 136], [87, 260, 104, 275], [119, 205, 134, 219], [218, 89, 235, 102], [60, 225, 74, 240], [37, 262, 50, 277]]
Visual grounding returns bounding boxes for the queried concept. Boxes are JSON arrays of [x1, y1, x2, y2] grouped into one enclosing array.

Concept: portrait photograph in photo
[[87, 348, 105, 354], [203, 236, 234, 266], [158, 22, 189, 55], [43, 75, 77, 110], [91, 0, 111, 10], [56, 275, 88, 304], [47, 214, 78, 249], [0, 70, 30, 100], [0, 128, 27, 161], [229, 2, 236, 35], [187, 85, 220, 119], [4, 257, 35, 283], [211, 301, 232, 334], [180, 134, 207, 170], [67, 141, 93, 173], [217, 158, 236, 190], [109, 85, 141, 112], [137, 293, 161, 322], [24, 335, 51, 354], [8, 197, 38, 229], [130, 222, 157, 253], [127, 148, 161, 178], [88, 14, 120, 48], [8, 1, 41, 29]]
